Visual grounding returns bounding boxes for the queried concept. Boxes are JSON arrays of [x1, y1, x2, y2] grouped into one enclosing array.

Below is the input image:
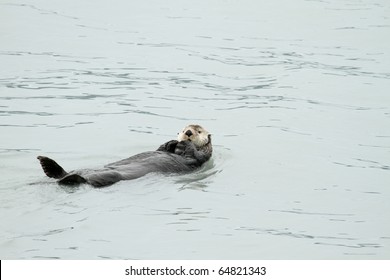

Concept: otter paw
[[157, 140, 179, 152], [175, 140, 196, 156], [165, 140, 179, 152]]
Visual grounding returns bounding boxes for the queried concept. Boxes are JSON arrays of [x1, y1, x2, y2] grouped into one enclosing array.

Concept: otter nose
[[185, 130, 193, 137]]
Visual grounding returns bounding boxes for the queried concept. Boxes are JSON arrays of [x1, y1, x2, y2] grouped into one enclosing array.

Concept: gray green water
[[1, 0, 389, 259]]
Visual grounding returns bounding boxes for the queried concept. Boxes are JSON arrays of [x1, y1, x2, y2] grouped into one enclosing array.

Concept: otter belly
[[61, 151, 193, 187]]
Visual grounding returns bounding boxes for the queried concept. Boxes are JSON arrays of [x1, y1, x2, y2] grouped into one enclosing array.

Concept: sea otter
[[37, 124, 212, 187]]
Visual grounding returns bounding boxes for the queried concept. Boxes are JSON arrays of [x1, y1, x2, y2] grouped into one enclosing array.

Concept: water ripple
[[2, 3, 80, 20], [268, 209, 355, 216], [334, 158, 390, 171], [236, 227, 357, 241]]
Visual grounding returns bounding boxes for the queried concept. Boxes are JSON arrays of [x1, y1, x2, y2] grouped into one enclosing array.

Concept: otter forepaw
[[175, 140, 196, 156], [157, 140, 179, 153]]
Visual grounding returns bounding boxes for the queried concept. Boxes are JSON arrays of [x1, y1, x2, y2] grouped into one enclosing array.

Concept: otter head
[[177, 124, 211, 149]]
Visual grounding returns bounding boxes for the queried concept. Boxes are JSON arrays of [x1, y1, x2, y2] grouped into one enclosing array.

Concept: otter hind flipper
[[37, 156, 68, 179], [58, 174, 87, 185]]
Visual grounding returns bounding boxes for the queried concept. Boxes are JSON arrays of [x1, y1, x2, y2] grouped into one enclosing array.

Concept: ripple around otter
[[1, 0, 390, 260]]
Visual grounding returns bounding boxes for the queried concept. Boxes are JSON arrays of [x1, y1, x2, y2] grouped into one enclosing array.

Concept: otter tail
[[37, 156, 68, 179]]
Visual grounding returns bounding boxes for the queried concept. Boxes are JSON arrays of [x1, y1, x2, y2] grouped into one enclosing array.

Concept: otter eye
[[198, 131, 202, 134]]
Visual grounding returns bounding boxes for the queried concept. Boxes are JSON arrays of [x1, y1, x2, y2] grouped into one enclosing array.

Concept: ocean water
[[0, 0, 389, 259]]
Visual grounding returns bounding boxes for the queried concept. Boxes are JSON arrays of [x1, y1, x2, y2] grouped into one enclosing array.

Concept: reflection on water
[[0, 0, 389, 259]]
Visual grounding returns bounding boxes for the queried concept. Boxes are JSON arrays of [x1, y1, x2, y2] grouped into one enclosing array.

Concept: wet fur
[[37, 125, 212, 187]]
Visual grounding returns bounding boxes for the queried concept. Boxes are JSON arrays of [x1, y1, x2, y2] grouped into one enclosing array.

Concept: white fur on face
[[177, 124, 209, 148]]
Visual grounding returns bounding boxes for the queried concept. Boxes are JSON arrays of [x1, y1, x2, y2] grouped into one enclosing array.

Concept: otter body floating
[[37, 125, 212, 187]]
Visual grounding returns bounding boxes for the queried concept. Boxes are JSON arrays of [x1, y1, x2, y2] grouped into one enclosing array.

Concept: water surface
[[1, 0, 389, 259]]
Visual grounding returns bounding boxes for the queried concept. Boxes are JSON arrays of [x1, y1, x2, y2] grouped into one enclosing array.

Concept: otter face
[[177, 124, 210, 148]]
